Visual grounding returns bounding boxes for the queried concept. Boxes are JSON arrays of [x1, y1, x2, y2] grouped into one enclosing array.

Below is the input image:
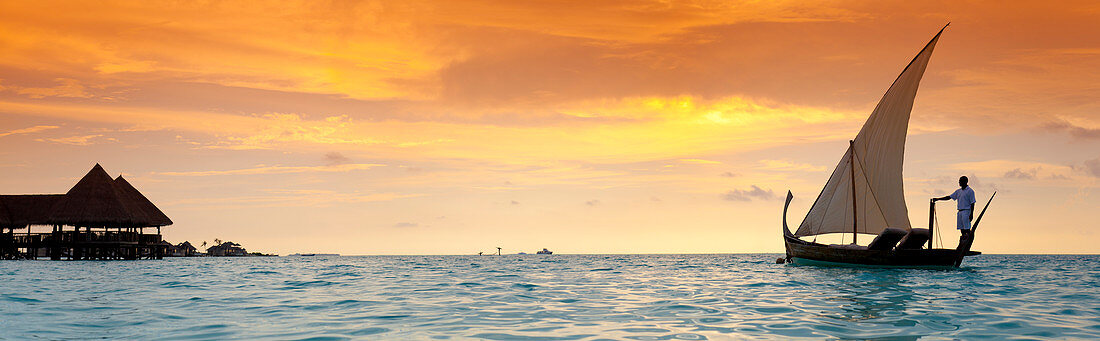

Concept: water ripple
[[1, 255, 1098, 339]]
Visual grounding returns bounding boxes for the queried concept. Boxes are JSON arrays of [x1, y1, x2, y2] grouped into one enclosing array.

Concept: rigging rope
[[934, 204, 943, 248], [851, 146, 890, 228], [812, 155, 849, 237]]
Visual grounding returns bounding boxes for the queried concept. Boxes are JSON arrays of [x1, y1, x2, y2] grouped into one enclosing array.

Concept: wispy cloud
[[722, 185, 777, 202], [10, 78, 94, 99], [757, 160, 826, 172], [164, 189, 419, 208], [0, 125, 58, 138], [1043, 119, 1100, 140], [36, 134, 116, 145], [679, 158, 722, 164], [952, 160, 1075, 181], [1084, 158, 1100, 178], [1003, 168, 1038, 180], [324, 152, 352, 166], [157, 163, 384, 176], [393, 222, 419, 228]]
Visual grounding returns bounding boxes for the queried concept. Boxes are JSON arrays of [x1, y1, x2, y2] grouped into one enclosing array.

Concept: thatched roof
[[47, 164, 138, 226], [115, 176, 173, 226], [178, 241, 196, 251], [0, 162, 176, 228], [1, 164, 172, 228], [0, 194, 64, 228]]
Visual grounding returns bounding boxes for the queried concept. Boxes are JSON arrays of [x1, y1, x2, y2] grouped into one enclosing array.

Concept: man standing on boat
[[933, 176, 977, 241]]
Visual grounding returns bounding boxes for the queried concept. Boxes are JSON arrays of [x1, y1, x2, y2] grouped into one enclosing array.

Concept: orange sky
[[1, 1, 1098, 254]]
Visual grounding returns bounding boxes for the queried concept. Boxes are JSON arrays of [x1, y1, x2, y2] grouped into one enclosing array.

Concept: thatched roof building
[[115, 176, 173, 226], [0, 194, 64, 228], [0, 164, 172, 229]]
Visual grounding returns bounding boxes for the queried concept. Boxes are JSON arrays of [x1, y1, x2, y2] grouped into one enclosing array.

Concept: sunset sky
[[1, 1, 1098, 255]]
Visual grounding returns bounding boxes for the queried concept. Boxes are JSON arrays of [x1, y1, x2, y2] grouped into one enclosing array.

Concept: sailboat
[[781, 24, 995, 268]]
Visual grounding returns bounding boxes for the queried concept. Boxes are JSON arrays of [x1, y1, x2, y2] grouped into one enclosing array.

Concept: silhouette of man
[[933, 176, 977, 243]]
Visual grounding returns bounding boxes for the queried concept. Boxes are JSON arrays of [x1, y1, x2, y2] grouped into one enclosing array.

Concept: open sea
[[1, 254, 1098, 340]]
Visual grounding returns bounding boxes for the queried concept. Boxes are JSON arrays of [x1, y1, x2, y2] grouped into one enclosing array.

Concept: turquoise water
[[1, 254, 1098, 340]]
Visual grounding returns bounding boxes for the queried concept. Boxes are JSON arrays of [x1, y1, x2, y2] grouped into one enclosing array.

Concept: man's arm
[[932, 195, 951, 201]]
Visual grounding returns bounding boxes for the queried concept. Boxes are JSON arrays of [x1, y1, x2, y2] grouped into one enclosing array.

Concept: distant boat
[[289, 253, 339, 257], [781, 24, 995, 268], [536, 248, 553, 255]]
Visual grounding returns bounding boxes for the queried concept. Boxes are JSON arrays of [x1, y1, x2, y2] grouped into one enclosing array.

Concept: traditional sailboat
[[780, 24, 995, 268]]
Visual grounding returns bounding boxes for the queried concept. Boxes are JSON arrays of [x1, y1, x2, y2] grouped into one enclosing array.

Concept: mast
[[849, 140, 858, 244]]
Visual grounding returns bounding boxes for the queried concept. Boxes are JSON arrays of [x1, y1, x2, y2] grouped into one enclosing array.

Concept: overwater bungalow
[[206, 241, 247, 256], [167, 241, 198, 257], [0, 164, 172, 260]]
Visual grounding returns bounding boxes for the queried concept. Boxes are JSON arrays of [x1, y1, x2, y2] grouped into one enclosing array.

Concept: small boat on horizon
[[536, 248, 553, 255], [288, 253, 340, 257], [781, 24, 995, 268]]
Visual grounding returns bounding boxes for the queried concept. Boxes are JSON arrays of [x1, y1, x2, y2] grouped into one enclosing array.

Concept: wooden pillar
[[928, 199, 936, 249]]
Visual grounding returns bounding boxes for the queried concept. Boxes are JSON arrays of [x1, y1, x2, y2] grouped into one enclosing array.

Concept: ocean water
[[1, 254, 1098, 340]]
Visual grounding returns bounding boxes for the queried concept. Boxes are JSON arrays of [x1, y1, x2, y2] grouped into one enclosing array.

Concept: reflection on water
[[1, 254, 1098, 339], [826, 270, 914, 323]]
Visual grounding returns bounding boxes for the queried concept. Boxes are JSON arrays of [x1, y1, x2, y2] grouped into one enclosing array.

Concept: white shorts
[[957, 209, 972, 230]]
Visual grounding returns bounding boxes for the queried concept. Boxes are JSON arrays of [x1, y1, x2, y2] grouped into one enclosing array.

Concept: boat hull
[[780, 190, 980, 268], [783, 234, 977, 268]]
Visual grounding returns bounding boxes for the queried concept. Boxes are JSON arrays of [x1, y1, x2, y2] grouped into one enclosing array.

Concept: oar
[[955, 191, 996, 266]]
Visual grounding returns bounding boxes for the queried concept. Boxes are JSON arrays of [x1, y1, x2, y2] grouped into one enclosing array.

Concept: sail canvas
[[795, 27, 945, 237]]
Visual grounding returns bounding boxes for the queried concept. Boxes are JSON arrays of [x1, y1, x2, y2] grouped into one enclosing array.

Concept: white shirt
[[950, 187, 976, 210]]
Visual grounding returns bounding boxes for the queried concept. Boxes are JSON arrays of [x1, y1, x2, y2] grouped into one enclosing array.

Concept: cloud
[[679, 158, 722, 164], [1084, 158, 1100, 178], [585, 200, 600, 206], [393, 222, 419, 228], [157, 163, 384, 176], [1043, 120, 1100, 140], [324, 152, 351, 166], [11, 78, 94, 99], [1003, 168, 1038, 180], [510, 200, 520, 205], [722, 185, 777, 202], [757, 160, 826, 172], [163, 190, 420, 208], [0, 125, 58, 138], [35, 134, 116, 145], [720, 171, 739, 177], [952, 160, 1075, 182], [209, 114, 386, 150]]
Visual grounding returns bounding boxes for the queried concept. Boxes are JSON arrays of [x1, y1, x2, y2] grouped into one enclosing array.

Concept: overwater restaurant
[[0, 164, 172, 260]]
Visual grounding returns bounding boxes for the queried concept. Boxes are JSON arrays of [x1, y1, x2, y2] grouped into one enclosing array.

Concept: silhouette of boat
[[781, 24, 994, 268], [536, 248, 553, 255]]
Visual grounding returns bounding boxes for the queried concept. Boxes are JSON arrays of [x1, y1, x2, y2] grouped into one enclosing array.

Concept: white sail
[[795, 26, 945, 237]]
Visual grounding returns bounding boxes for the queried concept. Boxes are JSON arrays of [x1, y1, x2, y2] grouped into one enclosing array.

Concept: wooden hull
[[780, 191, 982, 268], [783, 234, 977, 268]]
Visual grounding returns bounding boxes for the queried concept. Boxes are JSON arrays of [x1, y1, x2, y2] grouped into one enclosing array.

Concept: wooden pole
[[849, 140, 858, 245], [928, 199, 936, 249]]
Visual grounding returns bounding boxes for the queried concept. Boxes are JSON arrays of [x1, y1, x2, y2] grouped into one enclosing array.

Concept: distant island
[[164, 240, 276, 257]]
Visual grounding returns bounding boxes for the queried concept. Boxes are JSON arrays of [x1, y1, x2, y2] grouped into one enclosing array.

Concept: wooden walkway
[[0, 231, 166, 260]]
